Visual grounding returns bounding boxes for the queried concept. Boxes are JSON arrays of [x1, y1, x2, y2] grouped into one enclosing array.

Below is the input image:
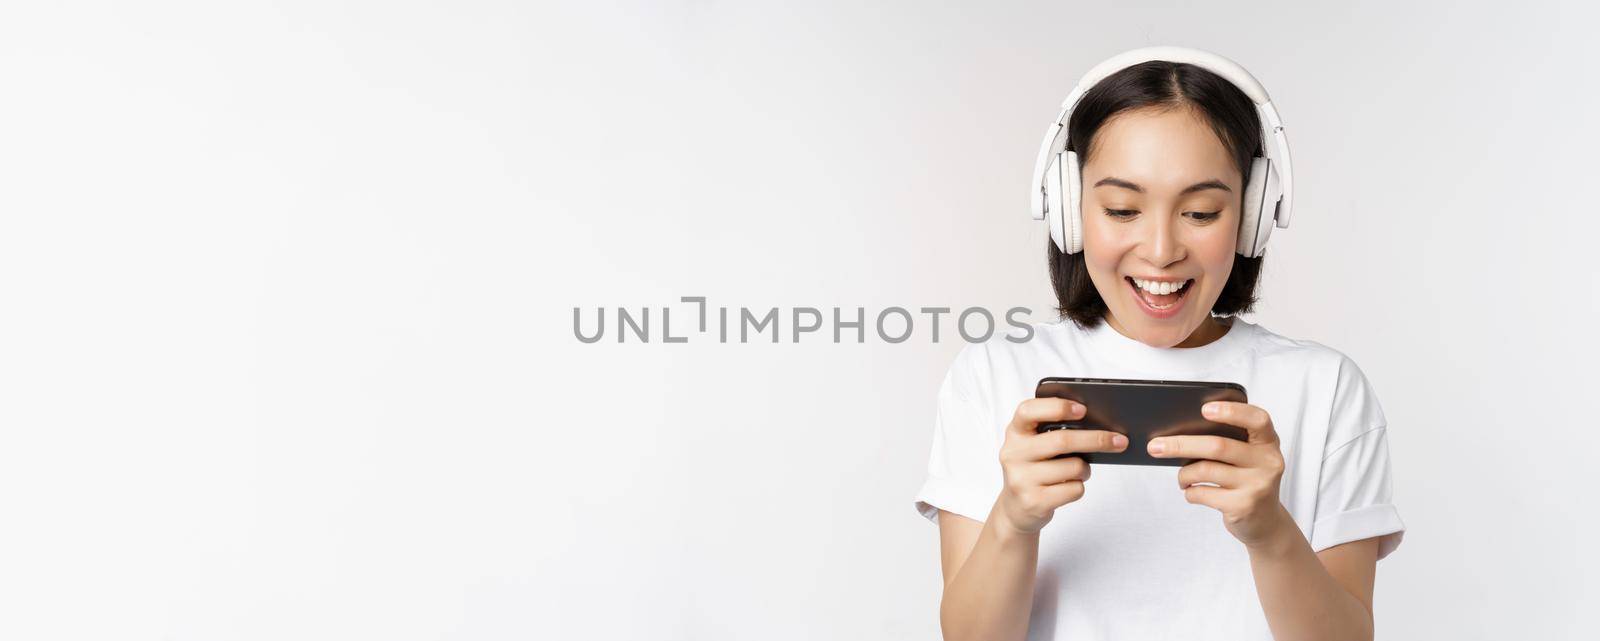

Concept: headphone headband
[[1030, 47, 1296, 251], [1080, 46, 1272, 104]]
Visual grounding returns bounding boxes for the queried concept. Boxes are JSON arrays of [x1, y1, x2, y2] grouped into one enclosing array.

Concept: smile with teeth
[[1125, 276, 1194, 310]]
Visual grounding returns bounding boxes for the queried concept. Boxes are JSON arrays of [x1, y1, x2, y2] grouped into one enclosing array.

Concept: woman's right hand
[[995, 398, 1128, 535]]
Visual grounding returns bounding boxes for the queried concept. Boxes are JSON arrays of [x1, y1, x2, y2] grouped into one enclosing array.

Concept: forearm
[[939, 500, 1041, 641], [1247, 508, 1373, 641]]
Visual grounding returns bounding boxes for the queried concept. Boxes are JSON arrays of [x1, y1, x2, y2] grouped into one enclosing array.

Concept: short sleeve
[[913, 344, 1003, 526], [1310, 356, 1406, 559]]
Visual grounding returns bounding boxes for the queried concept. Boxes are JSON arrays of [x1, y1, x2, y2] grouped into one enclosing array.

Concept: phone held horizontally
[[1034, 377, 1248, 467]]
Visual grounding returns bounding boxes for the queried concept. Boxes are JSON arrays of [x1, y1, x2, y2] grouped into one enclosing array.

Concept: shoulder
[[1240, 319, 1365, 377], [1243, 320, 1387, 425]]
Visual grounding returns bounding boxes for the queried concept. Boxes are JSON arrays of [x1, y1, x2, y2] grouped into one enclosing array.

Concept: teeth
[[1132, 278, 1190, 296]]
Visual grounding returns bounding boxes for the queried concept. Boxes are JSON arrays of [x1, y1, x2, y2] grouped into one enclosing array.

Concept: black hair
[[1048, 60, 1265, 329]]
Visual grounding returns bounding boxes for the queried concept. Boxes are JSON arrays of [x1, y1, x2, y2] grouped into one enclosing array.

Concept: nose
[[1137, 213, 1186, 267]]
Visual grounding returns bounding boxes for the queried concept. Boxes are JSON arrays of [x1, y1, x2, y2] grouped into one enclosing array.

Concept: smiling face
[[1079, 105, 1244, 348]]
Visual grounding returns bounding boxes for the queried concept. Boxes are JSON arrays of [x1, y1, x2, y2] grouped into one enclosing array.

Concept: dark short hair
[[1047, 60, 1265, 329]]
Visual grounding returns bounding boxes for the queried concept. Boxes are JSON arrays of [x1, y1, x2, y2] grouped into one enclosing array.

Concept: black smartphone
[[1034, 377, 1248, 467]]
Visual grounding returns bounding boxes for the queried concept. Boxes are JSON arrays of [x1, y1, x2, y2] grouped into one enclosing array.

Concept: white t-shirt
[[913, 316, 1404, 640]]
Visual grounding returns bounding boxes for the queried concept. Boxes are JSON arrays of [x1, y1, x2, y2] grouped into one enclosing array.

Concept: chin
[[1113, 308, 1204, 348]]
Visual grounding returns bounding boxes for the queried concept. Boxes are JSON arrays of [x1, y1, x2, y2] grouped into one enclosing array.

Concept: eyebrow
[[1093, 176, 1232, 195]]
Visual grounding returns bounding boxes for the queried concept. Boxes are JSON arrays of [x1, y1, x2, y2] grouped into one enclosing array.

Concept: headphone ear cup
[[1255, 159, 1283, 256], [1044, 153, 1067, 252], [1063, 150, 1083, 254], [1238, 157, 1269, 257]]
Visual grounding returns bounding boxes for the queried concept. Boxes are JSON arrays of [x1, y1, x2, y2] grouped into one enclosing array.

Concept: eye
[[1185, 210, 1223, 222], [1103, 208, 1138, 219]]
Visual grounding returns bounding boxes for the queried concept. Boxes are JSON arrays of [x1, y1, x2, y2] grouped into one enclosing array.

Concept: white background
[[1, 1, 1596, 639]]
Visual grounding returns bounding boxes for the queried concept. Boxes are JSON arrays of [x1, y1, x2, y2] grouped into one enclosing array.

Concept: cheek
[[1081, 225, 1129, 283], [1195, 226, 1237, 270], [1081, 212, 1132, 262], [1193, 229, 1237, 291]]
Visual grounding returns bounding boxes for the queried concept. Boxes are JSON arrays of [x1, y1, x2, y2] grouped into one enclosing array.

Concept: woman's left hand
[[1148, 400, 1296, 549]]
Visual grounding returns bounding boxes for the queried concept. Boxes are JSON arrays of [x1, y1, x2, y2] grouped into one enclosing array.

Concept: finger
[[1176, 460, 1243, 489], [1027, 428, 1128, 461], [1147, 434, 1254, 466], [1039, 480, 1086, 506], [1025, 455, 1092, 485], [1181, 484, 1231, 511], [1010, 398, 1085, 436], [1202, 401, 1277, 444]]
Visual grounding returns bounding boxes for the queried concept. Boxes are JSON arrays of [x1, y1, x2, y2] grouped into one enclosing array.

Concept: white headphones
[[1030, 46, 1295, 258]]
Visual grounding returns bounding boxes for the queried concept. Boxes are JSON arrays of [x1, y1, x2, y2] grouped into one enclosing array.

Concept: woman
[[913, 49, 1405, 641]]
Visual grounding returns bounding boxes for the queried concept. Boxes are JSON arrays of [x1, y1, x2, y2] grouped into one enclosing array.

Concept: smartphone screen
[[1034, 377, 1248, 467]]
